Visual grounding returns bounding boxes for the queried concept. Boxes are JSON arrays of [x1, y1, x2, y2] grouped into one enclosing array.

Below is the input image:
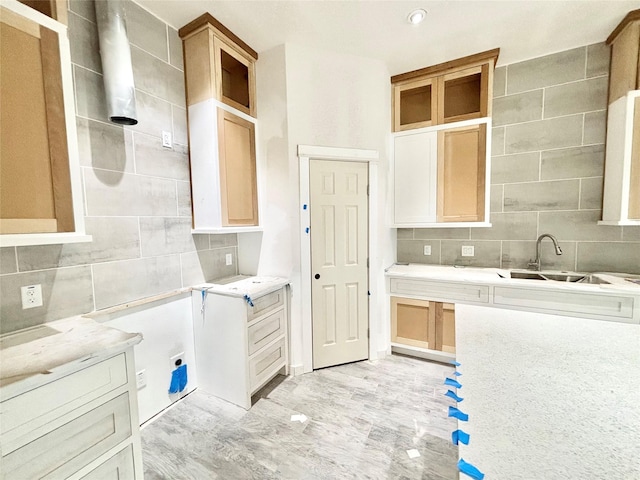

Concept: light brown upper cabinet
[[0, 0, 88, 246], [391, 49, 498, 227], [601, 9, 640, 226], [392, 49, 497, 132], [179, 14, 260, 231]]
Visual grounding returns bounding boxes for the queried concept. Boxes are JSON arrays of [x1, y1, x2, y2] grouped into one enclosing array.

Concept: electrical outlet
[[225, 253, 233, 266], [170, 352, 185, 371], [21, 284, 43, 309], [423, 245, 431, 256], [461, 245, 475, 257], [136, 369, 147, 389], [161, 130, 172, 148]]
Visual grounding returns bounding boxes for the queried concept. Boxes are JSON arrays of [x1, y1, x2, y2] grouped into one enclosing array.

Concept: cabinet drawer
[[1, 392, 132, 480], [493, 287, 635, 319], [1, 354, 128, 445], [249, 337, 285, 390], [248, 308, 285, 356], [390, 277, 489, 303], [81, 444, 135, 480], [247, 288, 285, 322]]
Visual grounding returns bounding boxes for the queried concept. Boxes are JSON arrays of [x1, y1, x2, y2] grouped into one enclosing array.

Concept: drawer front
[[247, 288, 285, 322], [1, 354, 128, 443], [248, 307, 286, 356], [81, 445, 135, 480], [2, 392, 132, 480], [249, 337, 286, 390], [390, 277, 489, 303], [493, 287, 635, 319]]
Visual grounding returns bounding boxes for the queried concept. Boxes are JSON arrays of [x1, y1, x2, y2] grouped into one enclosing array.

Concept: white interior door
[[310, 159, 369, 369]]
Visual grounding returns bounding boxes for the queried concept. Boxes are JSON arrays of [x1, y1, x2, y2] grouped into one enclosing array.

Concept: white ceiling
[[139, 0, 640, 75]]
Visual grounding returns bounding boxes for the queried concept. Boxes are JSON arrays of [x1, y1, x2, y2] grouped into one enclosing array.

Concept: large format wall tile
[[68, 11, 101, 73], [84, 169, 177, 217], [414, 228, 470, 240], [579, 177, 604, 210], [74, 66, 107, 122], [623, 227, 640, 242], [76, 118, 134, 172], [93, 256, 182, 309], [181, 248, 238, 286], [538, 210, 621, 242], [577, 243, 640, 274], [134, 133, 189, 180], [583, 111, 607, 145], [177, 181, 192, 217], [397, 229, 413, 240], [168, 27, 184, 70], [397, 240, 441, 264], [0, 267, 94, 333], [140, 217, 208, 257], [131, 46, 185, 107], [490, 186, 503, 213], [209, 234, 239, 248], [540, 145, 605, 180], [505, 115, 583, 154], [492, 90, 543, 127], [69, 0, 96, 22], [128, 90, 173, 138], [506, 47, 586, 94], [504, 179, 580, 211], [543, 77, 608, 118], [441, 241, 501, 268], [17, 217, 140, 271], [492, 127, 505, 156], [0, 248, 17, 275], [501, 241, 577, 271], [172, 106, 188, 145], [491, 152, 540, 184], [124, 1, 168, 62], [493, 66, 506, 98], [471, 212, 537, 240], [586, 43, 610, 78]]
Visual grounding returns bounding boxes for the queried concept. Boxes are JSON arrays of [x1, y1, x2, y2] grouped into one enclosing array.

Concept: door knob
[[314, 274, 320, 280]]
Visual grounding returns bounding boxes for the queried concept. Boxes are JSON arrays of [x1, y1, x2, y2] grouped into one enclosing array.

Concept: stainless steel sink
[[503, 271, 610, 284]]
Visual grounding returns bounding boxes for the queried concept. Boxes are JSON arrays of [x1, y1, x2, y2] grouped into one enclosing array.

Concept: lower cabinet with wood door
[[390, 296, 456, 361]]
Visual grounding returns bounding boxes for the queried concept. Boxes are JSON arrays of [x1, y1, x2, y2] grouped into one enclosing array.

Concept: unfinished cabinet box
[[179, 14, 260, 232], [391, 49, 497, 227], [601, 9, 640, 225], [390, 296, 456, 356], [0, 0, 88, 246]]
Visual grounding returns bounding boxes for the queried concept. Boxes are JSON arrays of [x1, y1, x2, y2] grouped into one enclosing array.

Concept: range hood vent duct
[[95, 0, 138, 125]]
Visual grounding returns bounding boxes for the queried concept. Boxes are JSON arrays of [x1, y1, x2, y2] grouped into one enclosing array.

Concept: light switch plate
[[225, 253, 233, 266], [21, 284, 43, 309], [461, 246, 475, 257], [161, 131, 172, 148], [423, 245, 431, 256]]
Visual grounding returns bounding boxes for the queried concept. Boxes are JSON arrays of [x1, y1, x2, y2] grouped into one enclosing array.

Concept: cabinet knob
[[314, 274, 320, 280]]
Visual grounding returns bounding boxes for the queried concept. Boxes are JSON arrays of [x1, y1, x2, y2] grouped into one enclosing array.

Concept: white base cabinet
[[0, 349, 143, 480], [192, 283, 289, 409]]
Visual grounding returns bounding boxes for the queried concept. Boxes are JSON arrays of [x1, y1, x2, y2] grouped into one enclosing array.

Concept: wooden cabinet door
[[437, 123, 487, 222], [393, 130, 437, 224], [217, 108, 258, 226], [391, 297, 435, 349], [393, 77, 438, 132], [439, 303, 456, 353]]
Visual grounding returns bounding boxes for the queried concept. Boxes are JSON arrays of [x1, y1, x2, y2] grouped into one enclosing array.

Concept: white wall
[[99, 294, 197, 423], [255, 43, 394, 370]]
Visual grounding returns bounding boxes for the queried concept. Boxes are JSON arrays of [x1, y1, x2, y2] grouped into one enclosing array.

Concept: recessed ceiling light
[[407, 9, 427, 25]]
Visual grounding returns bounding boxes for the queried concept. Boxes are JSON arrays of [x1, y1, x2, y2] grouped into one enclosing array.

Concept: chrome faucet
[[528, 234, 562, 271]]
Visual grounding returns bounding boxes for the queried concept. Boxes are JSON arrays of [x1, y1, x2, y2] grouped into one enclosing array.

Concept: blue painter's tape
[[448, 406, 469, 421], [444, 390, 464, 402], [452, 429, 470, 445], [303, 204, 308, 210], [444, 377, 462, 388], [451, 361, 461, 366], [244, 294, 254, 307], [454, 371, 462, 377], [458, 458, 484, 480], [169, 364, 188, 394], [305, 227, 310, 234]]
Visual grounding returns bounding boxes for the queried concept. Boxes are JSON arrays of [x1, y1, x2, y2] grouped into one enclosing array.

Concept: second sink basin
[[505, 271, 610, 284]]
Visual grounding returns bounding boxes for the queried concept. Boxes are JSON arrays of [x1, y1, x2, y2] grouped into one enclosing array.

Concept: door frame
[[298, 145, 379, 374]]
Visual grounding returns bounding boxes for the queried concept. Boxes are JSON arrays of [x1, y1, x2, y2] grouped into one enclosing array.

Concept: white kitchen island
[[454, 304, 640, 479]]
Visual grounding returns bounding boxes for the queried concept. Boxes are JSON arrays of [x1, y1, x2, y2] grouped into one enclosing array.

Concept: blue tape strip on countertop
[[444, 389, 464, 402], [444, 377, 462, 388], [452, 429, 470, 445], [244, 294, 254, 307], [451, 361, 461, 366], [458, 458, 484, 480], [448, 406, 469, 421], [454, 371, 462, 377], [169, 364, 188, 394]]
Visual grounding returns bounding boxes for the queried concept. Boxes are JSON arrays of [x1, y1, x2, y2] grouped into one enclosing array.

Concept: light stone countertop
[[192, 275, 290, 299], [0, 316, 142, 398]]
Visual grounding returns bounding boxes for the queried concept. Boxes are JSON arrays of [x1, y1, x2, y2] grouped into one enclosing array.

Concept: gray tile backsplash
[[0, 0, 239, 333], [401, 42, 639, 274]]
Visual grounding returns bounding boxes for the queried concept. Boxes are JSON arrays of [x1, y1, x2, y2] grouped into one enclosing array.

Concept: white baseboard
[[290, 364, 305, 376]]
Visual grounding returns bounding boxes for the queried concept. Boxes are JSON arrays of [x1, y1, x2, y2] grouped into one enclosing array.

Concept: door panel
[[311, 160, 368, 369]]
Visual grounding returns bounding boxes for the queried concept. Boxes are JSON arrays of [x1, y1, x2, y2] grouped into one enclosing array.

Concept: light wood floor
[[141, 354, 458, 479]]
